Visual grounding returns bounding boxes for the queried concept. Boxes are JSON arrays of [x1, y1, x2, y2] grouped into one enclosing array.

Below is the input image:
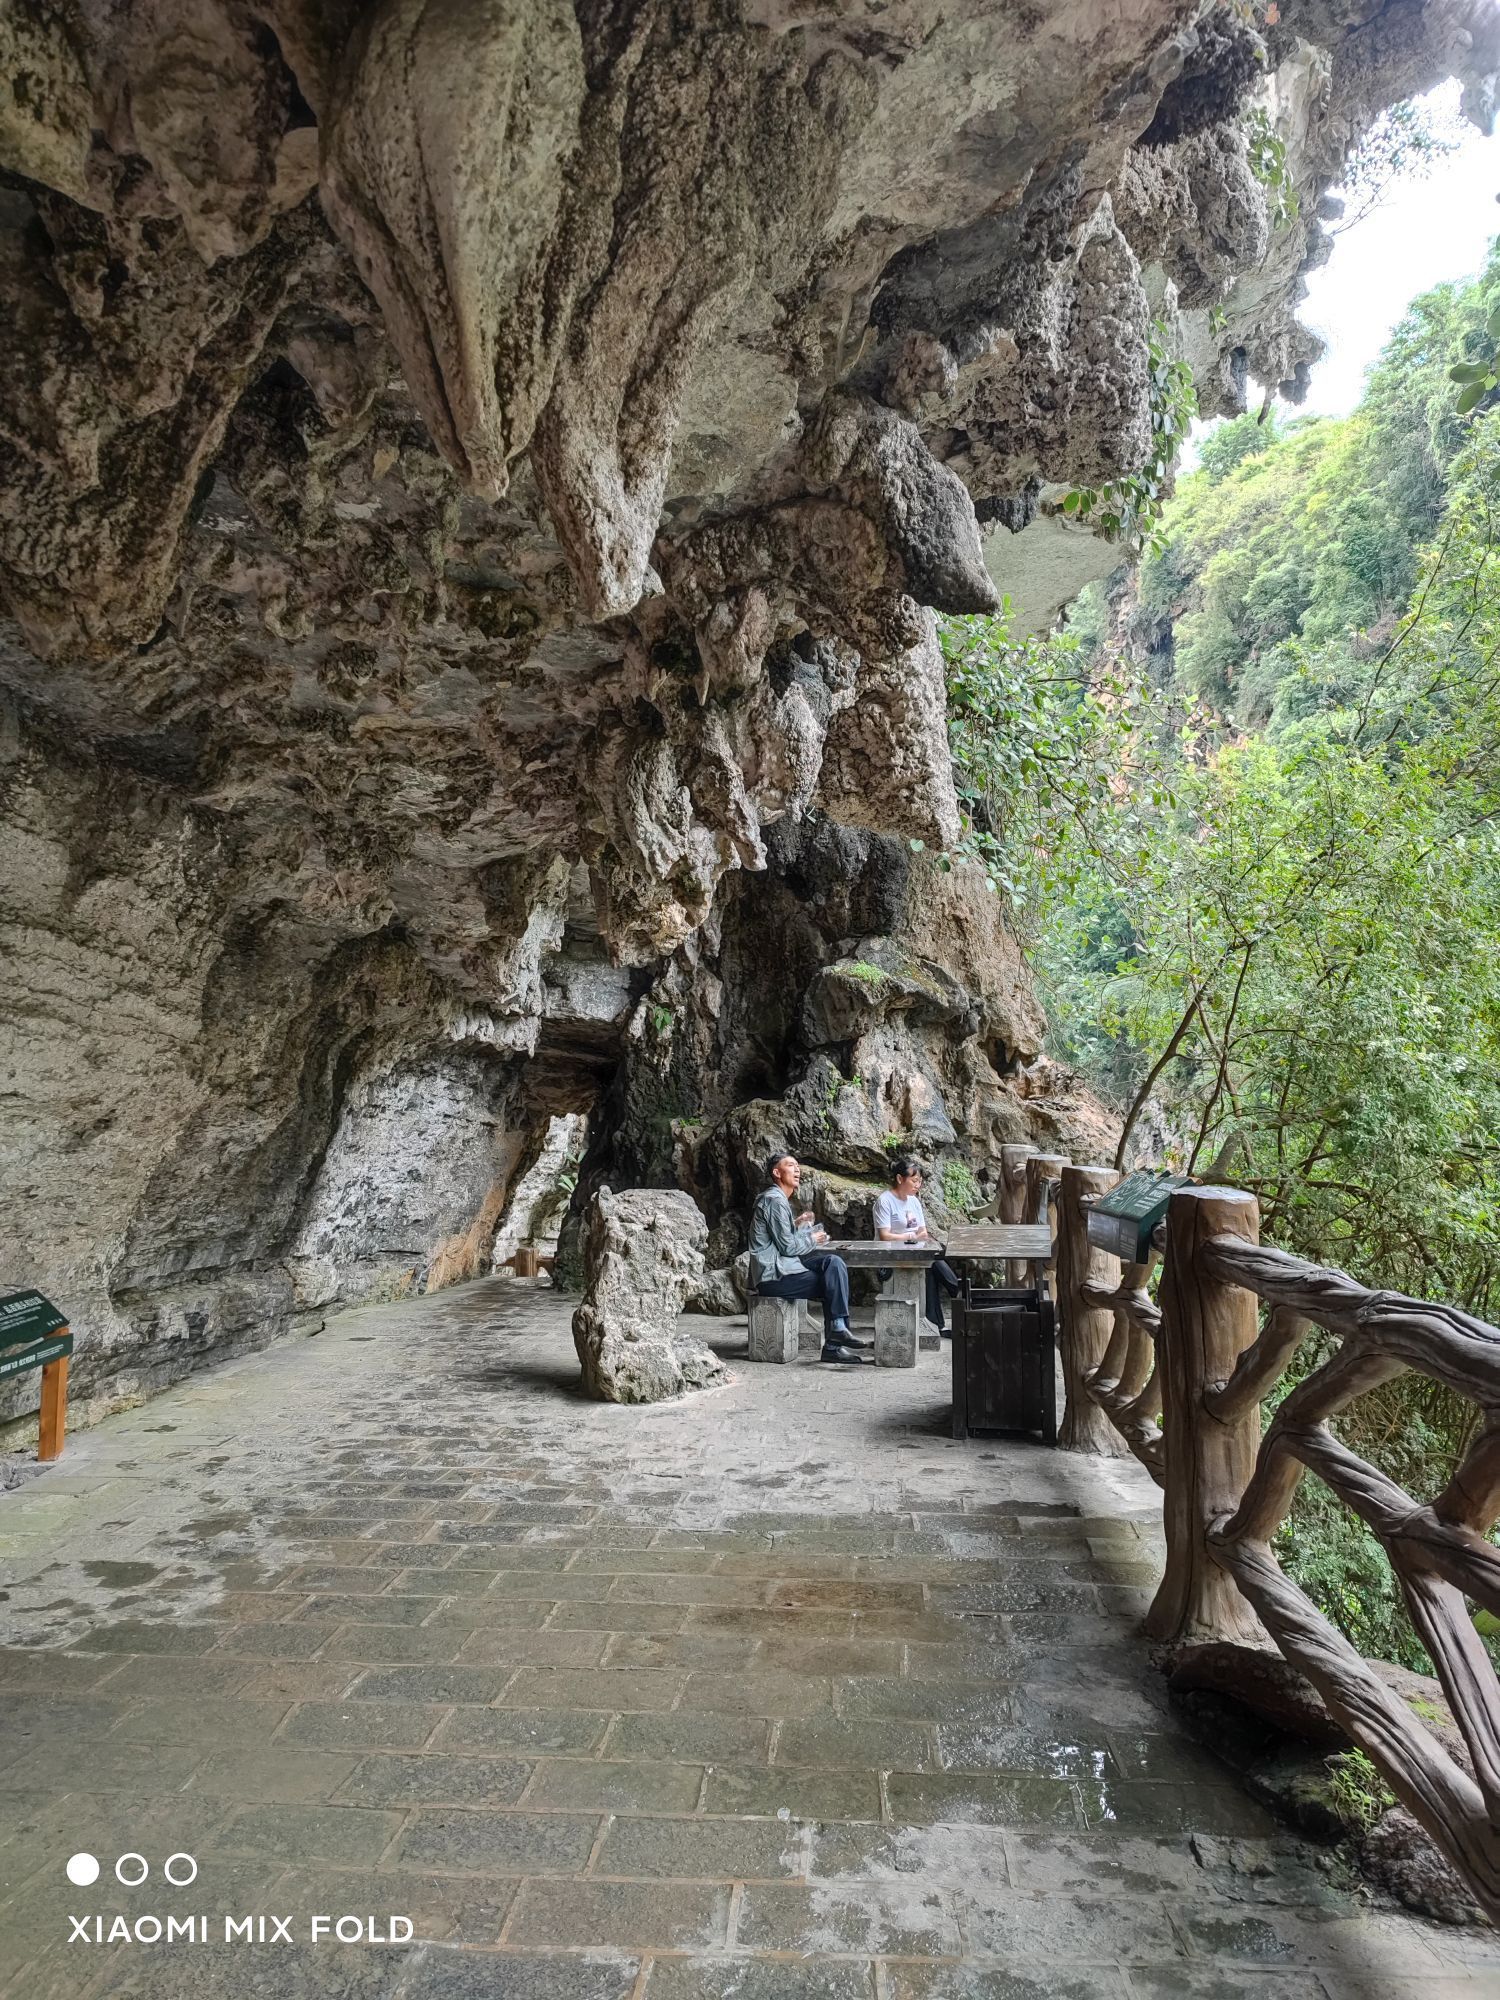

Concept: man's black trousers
[[757, 1251, 850, 1327]]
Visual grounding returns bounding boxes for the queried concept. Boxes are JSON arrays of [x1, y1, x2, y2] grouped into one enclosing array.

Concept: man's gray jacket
[[748, 1185, 818, 1286]]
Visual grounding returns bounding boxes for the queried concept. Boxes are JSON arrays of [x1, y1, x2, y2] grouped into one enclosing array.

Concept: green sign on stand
[[0, 1290, 72, 1379], [0, 1290, 68, 1350], [0, 1332, 71, 1380], [1086, 1171, 1193, 1263]]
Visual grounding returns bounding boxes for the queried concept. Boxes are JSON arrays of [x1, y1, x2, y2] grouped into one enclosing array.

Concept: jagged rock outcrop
[[571, 1184, 726, 1402], [2, 2, 1496, 1424]]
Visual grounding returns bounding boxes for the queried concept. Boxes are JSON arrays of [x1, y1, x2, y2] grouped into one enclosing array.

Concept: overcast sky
[[1294, 83, 1499, 418]]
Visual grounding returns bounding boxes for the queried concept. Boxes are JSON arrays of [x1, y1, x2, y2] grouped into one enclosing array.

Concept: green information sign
[[1086, 1171, 1192, 1263], [0, 1290, 67, 1350], [0, 1332, 71, 1381]]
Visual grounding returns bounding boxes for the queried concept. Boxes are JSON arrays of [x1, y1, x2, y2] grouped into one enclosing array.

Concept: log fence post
[[1056, 1164, 1128, 1457], [1146, 1185, 1266, 1645], [1023, 1151, 1070, 1298], [999, 1143, 1036, 1284]]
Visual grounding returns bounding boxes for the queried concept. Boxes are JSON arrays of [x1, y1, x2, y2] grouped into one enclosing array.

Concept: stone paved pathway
[[1, 1279, 1496, 1999]]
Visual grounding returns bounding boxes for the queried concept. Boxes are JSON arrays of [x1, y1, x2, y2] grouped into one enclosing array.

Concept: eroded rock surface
[[571, 1183, 726, 1402], [2, 2, 1496, 1420]]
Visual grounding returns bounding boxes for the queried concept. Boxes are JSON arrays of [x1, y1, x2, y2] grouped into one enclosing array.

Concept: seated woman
[[873, 1156, 962, 1336]]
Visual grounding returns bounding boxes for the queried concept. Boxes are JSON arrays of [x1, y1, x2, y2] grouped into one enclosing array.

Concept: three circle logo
[[66, 1853, 198, 1887]]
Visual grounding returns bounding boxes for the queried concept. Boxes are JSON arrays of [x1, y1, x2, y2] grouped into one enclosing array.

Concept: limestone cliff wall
[[1, 1, 1495, 1422]]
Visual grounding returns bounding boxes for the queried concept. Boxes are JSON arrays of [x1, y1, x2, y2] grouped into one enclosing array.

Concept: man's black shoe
[[821, 1342, 867, 1365], [840, 1331, 874, 1349]]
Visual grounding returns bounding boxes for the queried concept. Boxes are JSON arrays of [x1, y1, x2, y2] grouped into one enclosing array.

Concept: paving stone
[[774, 1714, 934, 1770], [839, 1678, 1016, 1724], [703, 1764, 882, 1821], [212, 1619, 340, 1656], [959, 1888, 1181, 1960], [884, 1772, 1082, 1828], [571, 1550, 723, 1573], [547, 1599, 688, 1633], [420, 1598, 553, 1629], [7, 1738, 204, 1793], [345, 1664, 512, 1704], [936, 1724, 1116, 1780], [1126, 1975, 1329, 1999], [108, 1698, 291, 1752], [1175, 1907, 1447, 1974], [0, 1280, 1476, 2000], [643, 1957, 875, 1999], [220, 1801, 405, 1864], [685, 1605, 852, 1638], [1313, 1981, 1491, 2000], [679, 1672, 832, 1717], [601, 1712, 771, 1763], [455, 1627, 610, 1669], [497, 1667, 684, 1711], [65, 1620, 222, 1654], [524, 1758, 705, 1812], [756, 1636, 905, 1676], [294, 1594, 437, 1627], [384, 1566, 495, 1596], [188, 1746, 362, 1800], [602, 1632, 760, 1670], [279, 1700, 450, 1751], [595, 1815, 805, 1881], [84, 1941, 411, 1998], [0, 1648, 127, 1691], [505, 1879, 731, 1949], [287, 1565, 413, 1593], [434, 1707, 612, 1756], [231, 1660, 364, 1700], [398, 1948, 640, 1999], [320, 1625, 468, 1663], [883, 1968, 1129, 1999], [335, 1752, 533, 1807], [397, 1809, 601, 1875], [1077, 1780, 1277, 1837], [767, 1580, 925, 1612], [1, 1693, 128, 1750], [737, 1880, 962, 1954], [610, 1573, 772, 1608]]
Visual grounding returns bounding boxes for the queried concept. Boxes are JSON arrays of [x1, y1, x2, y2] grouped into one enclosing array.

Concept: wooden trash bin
[[950, 1279, 1057, 1444]]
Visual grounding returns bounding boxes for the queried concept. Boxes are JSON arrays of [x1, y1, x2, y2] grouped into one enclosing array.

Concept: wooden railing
[[1009, 1148, 1500, 1924]]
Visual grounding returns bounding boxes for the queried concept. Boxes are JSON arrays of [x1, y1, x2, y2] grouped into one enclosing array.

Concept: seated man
[[748, 1154, 868, 1365], [873, 1156, 962, 1336]]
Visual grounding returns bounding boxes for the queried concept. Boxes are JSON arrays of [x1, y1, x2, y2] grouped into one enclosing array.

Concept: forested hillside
[[943, 242, 1500, 1670]]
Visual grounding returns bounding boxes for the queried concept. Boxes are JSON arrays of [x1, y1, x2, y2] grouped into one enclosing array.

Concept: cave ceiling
[[2, 0, 1497, 981]]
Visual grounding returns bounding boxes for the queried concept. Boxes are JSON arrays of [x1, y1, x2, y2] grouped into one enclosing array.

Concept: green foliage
[[1448, 298, 1500, 413], [940, 1159, 983, 1215], [648, 1003, 674, 1036], [939, 249, 1500, 1677], [1062, 322, 1197, 551], [1138, 245, 1500, 731], [1196, 411, 1280, 486], [1246, 106, 1299, 229], [844, 961, 890, 987], [1325, 1749, 1396, 1835], [1333, 95, 1464, 237]]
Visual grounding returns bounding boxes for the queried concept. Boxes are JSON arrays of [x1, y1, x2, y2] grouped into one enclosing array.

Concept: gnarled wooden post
[[1023, 1151, 1069, 1297], [1000, 1142, 1036, 1282], [1147, 1186, 1266, 1645], [1056, 1164, 1128, 1456]]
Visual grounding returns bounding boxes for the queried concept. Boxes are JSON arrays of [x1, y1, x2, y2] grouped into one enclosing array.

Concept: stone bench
[[747, 1289, 801, 1363]]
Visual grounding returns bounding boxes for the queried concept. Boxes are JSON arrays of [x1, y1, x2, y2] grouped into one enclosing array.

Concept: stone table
[[822, 1241, 945, 1368]]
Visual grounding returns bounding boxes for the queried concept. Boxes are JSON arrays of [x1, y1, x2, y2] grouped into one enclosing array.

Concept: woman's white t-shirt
[[873, 1190, 925, 1239]]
